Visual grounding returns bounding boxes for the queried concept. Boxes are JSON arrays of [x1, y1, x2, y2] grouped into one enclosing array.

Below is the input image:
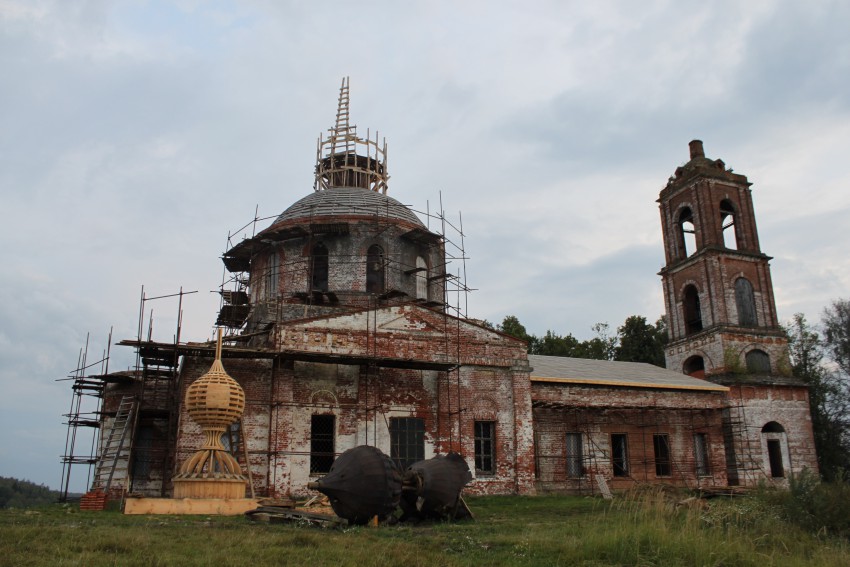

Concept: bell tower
[[658, 140, 790, 380]]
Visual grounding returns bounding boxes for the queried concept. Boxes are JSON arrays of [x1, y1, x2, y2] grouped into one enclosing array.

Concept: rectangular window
[[611, 433, 629, 477], [265, 252, 279, 298], [767, 439, 784, 478], [310, 414, 335, 474], [566, 432, 584, 478], [389, 417, 425, 471], [474, 421, 495, 474], [653, 434, 672, 477], [694, 433, 710, 477]]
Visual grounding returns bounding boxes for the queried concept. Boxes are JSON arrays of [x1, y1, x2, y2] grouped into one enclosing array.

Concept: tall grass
[[1, 490, 848, 566]]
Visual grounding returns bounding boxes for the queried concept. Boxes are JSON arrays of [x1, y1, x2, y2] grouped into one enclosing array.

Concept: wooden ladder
[[92, 395, 137, 492]]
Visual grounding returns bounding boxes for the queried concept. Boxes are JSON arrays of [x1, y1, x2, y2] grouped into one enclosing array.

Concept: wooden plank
[[595, 475, 613, 500], [124, 497, 260, 516]]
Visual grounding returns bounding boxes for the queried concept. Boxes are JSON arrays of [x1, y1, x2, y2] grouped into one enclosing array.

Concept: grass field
[[1, 489, 848, 566]]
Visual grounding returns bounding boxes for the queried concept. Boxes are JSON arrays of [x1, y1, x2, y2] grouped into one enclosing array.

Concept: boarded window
[[694, 433, 710, 477], [746, 349, 771, 373], [310, 414, 335, 474], [265, 251, 279, 298], [566, 432, 584, 478], [735, 277, 757, 326], [611, 433, 629, 477], [389, 417, 424, 471], [474, 421, 495, 474], [653, 434, 672, 477], [415, 256, 428, 300], [311, 243, 329, 292], [131, 425, 155, 480], [366, 245, 385, 294], [683, 285, 703, 334]]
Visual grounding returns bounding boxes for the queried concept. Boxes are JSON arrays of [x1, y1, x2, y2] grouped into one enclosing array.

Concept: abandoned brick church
[[72, 81, 818, 501]]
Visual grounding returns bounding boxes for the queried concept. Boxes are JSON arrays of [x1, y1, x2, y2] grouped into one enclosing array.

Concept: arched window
[[265, 251, 279, 298], [683, 285, 703, 335], [366, 245, 385, 294], [735, 277, 757, 327], [720, 199, 738, 250], [415, 256, 428, 300], [679, 207, 697, 257], [746, 349, 770, 373], [311, 243, 329, 292], [761, 422, 786, 478], [683, 355, 705, 379], [762, 422, 785, 433]]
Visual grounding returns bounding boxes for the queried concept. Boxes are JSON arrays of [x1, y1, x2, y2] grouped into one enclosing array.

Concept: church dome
[[273, 187, 425, 228]]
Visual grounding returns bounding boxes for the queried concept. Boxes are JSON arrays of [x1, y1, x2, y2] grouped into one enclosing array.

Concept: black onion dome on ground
[[274, 187, 425, 227], [400, 452, 472, 520], [309, 445, 402, 525]]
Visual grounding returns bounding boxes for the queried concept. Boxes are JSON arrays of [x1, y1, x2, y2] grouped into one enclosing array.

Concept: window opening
[[767, 440, 784, 478], [653, 434, 672, 477], [310, 414, 335, 474], [746, 349, 770, 373], [694, 433, 710, 477], [683, 356, 706, 379], [474, 421, 495, 474], [683, 285, 703, 334], [735, 278, 757, 326], [311, 243, 329, 292], [221, 420, 241, 455], [720, 199, 738, 250], [415, 256, 428, 300], [131, 425, 155, 480], [611, 433, 629, 477], [389, 417, 424, 471], [679, 207, 697, 257], [566, 432, 584, 478], [366, 245, 385, 294]]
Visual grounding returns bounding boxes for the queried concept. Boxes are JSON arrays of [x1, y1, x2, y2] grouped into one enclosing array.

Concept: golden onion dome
[[184, 330, 245, 429]]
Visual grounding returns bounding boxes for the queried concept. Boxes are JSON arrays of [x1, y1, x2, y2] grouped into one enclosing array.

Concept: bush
[[760, 469, 850, 538]]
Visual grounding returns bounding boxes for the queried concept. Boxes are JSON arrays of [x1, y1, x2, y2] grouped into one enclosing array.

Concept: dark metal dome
[[274, 187, 425, 227]]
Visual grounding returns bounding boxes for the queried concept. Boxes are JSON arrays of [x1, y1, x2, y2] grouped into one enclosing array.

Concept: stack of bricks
[[79, 490, 108, 511]]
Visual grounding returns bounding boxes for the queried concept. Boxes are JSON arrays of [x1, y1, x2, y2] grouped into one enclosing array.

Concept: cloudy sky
[[2, 1, 849, 492]]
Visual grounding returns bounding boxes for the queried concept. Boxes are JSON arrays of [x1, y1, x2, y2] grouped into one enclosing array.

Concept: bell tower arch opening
[[720, 199, 738, 250], [678, 207, 697, 258]]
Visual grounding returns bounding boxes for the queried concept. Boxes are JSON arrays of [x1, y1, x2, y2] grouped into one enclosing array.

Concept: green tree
[[823, 298, 850, 376], [575, 322, 617, 361], [0, 477, 59, 508], [497, 315, 535, 352], [615, 315, 668, 367], [787, 313, 850, 480], [534, 330, 581, 357]]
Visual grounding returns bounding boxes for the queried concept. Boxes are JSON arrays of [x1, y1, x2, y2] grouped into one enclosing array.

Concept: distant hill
[[0, 477, 62, 508]]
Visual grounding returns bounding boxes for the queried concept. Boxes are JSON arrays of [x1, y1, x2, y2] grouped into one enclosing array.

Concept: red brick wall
[[531, 383, 728, 493]]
